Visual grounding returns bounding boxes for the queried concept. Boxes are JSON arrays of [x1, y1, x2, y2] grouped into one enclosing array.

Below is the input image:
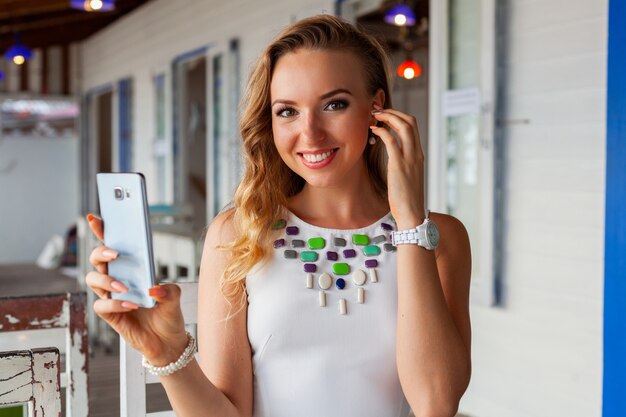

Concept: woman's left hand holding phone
[[85, 214, 189, 367]]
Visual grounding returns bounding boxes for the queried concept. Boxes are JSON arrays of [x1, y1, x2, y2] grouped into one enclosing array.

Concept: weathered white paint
[[28, 300, 70, 329], [0, 294, 88, 417], [0, 352, 32, 405], [0, 349, 62, 416], [4, 315, 20, 325], [31, 349, 62, 416], [68, 322, 89, 417]]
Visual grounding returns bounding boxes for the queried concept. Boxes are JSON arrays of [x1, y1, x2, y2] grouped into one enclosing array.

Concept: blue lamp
[[4, 34, 32, 65], [384, 4, 416, 27], [70, 0, 115, 12]]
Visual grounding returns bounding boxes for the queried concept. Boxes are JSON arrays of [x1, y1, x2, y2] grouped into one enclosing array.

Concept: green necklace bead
[[333, 263, 350, 275], [308, 237, 326, 249], [352, 234, 369, 245], [363, 245, 381, 256], [300, 251, 319, 262]]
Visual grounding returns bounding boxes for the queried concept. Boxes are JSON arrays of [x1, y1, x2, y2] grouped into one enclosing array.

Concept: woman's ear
[[372, 88, 386, 109], [370, 88, 386, 126]]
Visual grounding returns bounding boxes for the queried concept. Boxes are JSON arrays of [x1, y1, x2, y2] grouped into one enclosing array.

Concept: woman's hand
[[370, 105, 426, 230], [85, 214, 188, 365]]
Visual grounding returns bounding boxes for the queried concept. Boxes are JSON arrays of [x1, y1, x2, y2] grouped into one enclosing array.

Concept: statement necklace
[[272, 216, 397, 315]]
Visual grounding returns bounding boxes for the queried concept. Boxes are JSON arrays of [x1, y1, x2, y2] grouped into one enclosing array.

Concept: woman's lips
[[298, 148, 338, 169]]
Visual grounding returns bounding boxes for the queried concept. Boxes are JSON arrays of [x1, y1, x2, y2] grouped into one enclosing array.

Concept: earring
[[368, 135, 377, 145]]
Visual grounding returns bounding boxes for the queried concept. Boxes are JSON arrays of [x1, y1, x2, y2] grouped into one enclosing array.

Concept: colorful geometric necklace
[[272, 215, 397, 315]]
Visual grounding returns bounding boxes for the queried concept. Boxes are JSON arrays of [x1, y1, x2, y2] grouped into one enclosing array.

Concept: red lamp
[[397, 59, 422, 80]]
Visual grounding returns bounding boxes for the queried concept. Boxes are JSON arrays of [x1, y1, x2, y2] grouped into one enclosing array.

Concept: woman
[[86, 14, 472, 417]]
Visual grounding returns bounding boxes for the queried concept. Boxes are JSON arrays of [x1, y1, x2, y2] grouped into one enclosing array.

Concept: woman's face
[[270, 48, 383, 189]]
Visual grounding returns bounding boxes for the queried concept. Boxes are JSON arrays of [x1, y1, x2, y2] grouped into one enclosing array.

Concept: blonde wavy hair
[[221, 14, 393, 309]]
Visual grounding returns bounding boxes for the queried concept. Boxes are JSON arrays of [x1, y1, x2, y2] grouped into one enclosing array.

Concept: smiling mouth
[[300, 149, 338, 163]]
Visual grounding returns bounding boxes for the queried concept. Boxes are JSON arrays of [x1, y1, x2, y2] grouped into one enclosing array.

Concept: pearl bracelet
[[141, 332, 197, 377]]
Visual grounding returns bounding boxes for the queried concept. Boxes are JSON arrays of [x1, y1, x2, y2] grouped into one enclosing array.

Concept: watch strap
[[390, 210, 433, 249]]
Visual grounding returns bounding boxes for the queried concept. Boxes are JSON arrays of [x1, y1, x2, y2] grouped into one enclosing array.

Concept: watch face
[[426, 222, 440, 248]]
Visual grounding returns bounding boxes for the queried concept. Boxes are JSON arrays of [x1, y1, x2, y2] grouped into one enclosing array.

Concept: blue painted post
[[603, 0, 626, 415]]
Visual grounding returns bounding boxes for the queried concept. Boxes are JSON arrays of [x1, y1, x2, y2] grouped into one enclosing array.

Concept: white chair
[[0, 348, 62, 416], [120, 281, 198, 417], [152, 231, 200, 282], [0, 293, 89, 417]]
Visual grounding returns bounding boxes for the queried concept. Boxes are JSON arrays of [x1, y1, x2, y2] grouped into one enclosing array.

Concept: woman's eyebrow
[[319, 88, 353, 100], [271, 88, 353, 107]]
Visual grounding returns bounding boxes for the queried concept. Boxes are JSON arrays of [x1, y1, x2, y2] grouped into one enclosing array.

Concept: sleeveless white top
[[246, 211, 411, 417]]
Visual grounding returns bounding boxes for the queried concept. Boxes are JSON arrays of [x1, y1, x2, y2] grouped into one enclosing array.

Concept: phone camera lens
[[114, 187, 124, 200]]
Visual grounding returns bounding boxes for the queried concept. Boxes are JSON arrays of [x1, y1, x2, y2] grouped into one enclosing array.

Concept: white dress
[[246, 211, 411, 417]]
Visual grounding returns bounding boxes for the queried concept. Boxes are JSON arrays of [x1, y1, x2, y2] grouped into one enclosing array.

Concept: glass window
[[441, 0, 496, 305], [211, 39, 241, 217]]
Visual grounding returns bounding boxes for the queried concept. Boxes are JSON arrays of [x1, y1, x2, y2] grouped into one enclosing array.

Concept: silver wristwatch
[[391, 210, 440, 250]]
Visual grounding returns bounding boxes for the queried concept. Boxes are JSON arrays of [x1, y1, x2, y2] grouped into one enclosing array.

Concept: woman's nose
[[300, 112, 325, 143]]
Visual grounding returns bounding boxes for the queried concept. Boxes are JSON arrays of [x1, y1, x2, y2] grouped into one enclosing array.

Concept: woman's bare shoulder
[[429, 212, 471, 262], [204, 207, 238, 248]]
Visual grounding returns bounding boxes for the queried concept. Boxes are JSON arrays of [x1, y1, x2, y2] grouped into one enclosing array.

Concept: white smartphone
[[96, 172, 156, 308]]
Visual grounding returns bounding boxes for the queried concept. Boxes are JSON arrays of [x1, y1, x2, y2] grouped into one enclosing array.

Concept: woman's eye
[[276, 107, 297, 118], [325, 100, 348, 111]]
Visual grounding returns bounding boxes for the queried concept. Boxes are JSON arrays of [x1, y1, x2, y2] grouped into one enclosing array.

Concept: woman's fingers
[[148, 284, 182, 314], [370, 125, 402, 162], [85, 270, 128, 299], [89, 245, 118, 275], [93, 298, 139, 316], [86, 214, 104, 242], [372, 109, 421, 158]]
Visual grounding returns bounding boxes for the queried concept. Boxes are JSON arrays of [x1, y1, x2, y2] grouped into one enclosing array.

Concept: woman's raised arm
[[85, 212, 253, 417]]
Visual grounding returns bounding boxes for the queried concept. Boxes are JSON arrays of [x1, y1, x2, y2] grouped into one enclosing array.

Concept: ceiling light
[[70, 0, 115, 12], [4, 34, 32, 65], [397, 59, 422, 80], [384, 4, 416, 27]]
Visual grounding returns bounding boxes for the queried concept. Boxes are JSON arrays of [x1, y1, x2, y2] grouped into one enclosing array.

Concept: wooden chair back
[[0, 348, 62, 416], [0, 293, 89, 417]]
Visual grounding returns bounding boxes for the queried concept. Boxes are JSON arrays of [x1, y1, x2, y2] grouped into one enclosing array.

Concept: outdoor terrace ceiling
[[358, 0, 429, 51], [0, 0, 152, 51]]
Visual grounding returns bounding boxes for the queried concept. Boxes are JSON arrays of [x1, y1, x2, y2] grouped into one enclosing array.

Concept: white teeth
[[303, 150, 334, 163]]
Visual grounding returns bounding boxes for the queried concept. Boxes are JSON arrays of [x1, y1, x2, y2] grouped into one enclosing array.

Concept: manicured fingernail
[[371, 109, 382, 115], [111, 281, 128, 292], [86, 214, 95, 222], [102, 249, 118, 258], [149, 286, 166, 298], [369, 125, 379, 130], [121, 301, 139, 310]]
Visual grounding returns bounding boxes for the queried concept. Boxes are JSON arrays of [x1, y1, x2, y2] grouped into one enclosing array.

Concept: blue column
[[603, 0, 626, 415]]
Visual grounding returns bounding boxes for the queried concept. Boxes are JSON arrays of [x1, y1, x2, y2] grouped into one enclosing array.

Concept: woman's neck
[[287, 166, 389, 229]]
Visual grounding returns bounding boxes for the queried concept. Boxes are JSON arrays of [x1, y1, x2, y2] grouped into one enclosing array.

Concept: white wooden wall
[[0, 137, 79, 263], [78, 0, 608, 416], [459, 1, 607, 416]]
